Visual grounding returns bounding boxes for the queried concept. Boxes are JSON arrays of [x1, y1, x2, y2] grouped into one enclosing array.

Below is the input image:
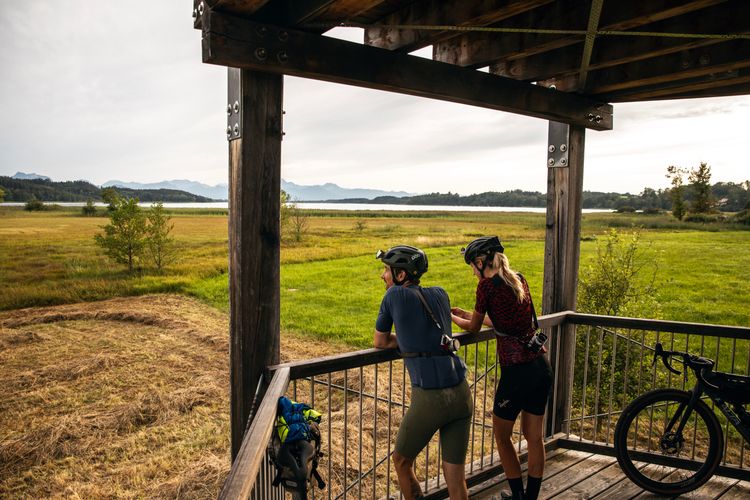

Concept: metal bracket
[[547, 121, 570, 168], [227, 68, 242, 141]]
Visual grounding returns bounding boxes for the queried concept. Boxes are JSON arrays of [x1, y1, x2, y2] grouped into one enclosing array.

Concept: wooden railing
[[219, 312, 750, 498]]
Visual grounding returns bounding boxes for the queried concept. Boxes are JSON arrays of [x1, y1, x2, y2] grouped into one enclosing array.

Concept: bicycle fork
[[661, 386, 703, 454]]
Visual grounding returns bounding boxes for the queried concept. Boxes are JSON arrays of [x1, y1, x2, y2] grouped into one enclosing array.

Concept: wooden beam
[[597, 69, 750, 102], [364, 0, 554, 53], [437, 0, 726, 68], [228, 68, 283, 459], [542, 122, 585, 436], [201, 9, 613, 130], [586, 40, 750, 95]]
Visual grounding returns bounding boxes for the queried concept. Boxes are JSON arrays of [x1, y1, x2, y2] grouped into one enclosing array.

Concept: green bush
[[642, 207, 663, 215], [733, 210, 750, 225], [24, 198, 46, 211], [82, 200, 97, 216], [684, 213, 720, 223], [616, 206, 636, 213]]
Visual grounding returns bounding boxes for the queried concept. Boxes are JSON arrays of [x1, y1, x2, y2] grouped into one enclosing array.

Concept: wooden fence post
[[227, 68, 283, 459], [543, 122, 585, 437]]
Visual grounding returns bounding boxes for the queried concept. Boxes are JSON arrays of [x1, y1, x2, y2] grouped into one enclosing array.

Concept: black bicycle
[[614, 342, 750, 496]]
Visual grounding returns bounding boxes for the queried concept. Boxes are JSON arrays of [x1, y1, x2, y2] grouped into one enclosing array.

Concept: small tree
[[0, 186, 5, 203], [666, 165, 687, 220], [145, 202, 176, 271], [289, 201, 310, 242], [95, 196, 147, 272], [82, 199, 97, 216], [280, 189, 291, 232], [101, 187, 120, 212], [688, 162, 714, 214]]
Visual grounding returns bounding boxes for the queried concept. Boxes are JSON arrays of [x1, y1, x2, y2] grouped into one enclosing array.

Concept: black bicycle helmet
[[376, 245, 428, 280], [461, 236, 504, 265]]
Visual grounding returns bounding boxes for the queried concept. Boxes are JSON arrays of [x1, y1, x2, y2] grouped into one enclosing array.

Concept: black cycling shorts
[[493, 356, 553, 421]]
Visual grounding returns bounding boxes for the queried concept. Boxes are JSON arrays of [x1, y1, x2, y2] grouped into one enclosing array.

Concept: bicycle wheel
[[614, 389, 723, 496]]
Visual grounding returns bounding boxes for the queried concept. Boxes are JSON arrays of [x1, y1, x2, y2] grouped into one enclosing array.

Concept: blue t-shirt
[[376, 285, 466, 389]]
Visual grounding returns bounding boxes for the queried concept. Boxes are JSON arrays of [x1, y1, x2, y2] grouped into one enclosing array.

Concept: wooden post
[[542, 122, 585, 437], [228, 68, 283, 460]]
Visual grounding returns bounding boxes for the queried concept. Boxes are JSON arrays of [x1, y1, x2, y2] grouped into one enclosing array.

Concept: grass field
[[1, 206, 749, 347]]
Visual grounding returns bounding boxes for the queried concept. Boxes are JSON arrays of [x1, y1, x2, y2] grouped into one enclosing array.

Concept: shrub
[[144, 203, 176, 271], [732, 210, 750, 225], [82, 199, 97, 216], [615, 206, 636, 213], [683, 213, 720, 223], [353, 219, 367, 232], [642, 207, 663, 215], [24, 198, 46, 211]]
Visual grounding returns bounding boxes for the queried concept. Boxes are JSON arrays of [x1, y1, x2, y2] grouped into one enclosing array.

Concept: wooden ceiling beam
[[364, 0, 554, 53], [201, 8, 612, 130], [598, 69, 750, 102], [586, 40, 750, 94], [436, 0, 726, 68], [252, 0, 338, 28], [491, 1, 747, 84]]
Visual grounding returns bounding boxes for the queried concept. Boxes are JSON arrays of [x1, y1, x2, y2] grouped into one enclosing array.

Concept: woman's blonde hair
[[479, 252, 526, 302]]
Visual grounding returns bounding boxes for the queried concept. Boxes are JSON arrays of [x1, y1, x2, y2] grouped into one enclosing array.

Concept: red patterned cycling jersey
[[474, 275, 543, 367]]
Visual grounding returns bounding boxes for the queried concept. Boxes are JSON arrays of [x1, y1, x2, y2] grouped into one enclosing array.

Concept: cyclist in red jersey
[[451, 236, 552, 500]]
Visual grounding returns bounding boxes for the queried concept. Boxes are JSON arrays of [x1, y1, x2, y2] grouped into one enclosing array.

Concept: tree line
[[330, 174, 749, 213], [0, 176, 214, 203]]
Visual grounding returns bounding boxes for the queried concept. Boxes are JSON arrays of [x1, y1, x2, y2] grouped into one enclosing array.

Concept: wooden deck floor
[[470, 449, 750, 499]]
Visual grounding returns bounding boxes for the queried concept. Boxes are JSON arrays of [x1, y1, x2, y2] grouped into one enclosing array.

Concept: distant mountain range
[[103, 178, 414, 201], [11, 171, 50, 181]]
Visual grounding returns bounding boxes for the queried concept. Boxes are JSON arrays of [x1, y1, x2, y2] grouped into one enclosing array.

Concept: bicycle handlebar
[[652, 342, 719, 391]]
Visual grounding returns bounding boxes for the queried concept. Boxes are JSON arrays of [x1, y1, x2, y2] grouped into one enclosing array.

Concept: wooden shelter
[[190, 0, 750, 486]]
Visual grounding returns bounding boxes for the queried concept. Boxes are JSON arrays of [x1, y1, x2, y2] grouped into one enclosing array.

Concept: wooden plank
[[646, 471, 737, 499], [543, 123, 585, 435], [593, 463, 675, 499], [219, 367, 291, 500], [719, 480, 750, 499], [227, 68, 283, 459], [471, 449, 592, 500], [552, 460, 635, 499], [596, 71, 750, 102], [201, 9, 613, 130], [539, 453, 616, 498], [437, 0, 726, 68], [364, 0, 554, 53], [587, 41, 750, 94], [491, 0, 747, 84]]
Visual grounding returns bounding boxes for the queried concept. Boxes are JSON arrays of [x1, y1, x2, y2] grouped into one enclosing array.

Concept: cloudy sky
[[2, 1, 748, 196]]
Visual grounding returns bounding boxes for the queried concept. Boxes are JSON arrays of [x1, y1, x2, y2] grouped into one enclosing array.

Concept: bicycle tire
[[614, 388, 723, 496]]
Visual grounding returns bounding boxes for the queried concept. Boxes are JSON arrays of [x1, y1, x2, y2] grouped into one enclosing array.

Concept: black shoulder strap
[[407, 286, 443, 332]]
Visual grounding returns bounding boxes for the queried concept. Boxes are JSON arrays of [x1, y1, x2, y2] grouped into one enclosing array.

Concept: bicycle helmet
[[376, 245, 428, 281], [461, 236, 504, 265]]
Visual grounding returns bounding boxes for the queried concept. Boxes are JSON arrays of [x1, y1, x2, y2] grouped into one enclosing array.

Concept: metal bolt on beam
[[233, 101, 240, 114], [226, 126, 232, 138], [548, 145, 556, 153], [226, 104, 232, 115], [255, 48, 267, 61], [560, 158, 568, 166], [277, 52, 288, 63], [279, 31, 289, 42], [560, 144, 567, 152], [198, 2, 204, 16], [548, 158, 555, 166], [233, 124, 240, 137]]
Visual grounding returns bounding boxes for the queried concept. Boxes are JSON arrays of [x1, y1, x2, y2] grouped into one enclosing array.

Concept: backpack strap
[[399, 286, 456, 359]]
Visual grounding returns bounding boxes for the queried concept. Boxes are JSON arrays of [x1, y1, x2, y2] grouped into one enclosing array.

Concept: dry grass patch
[[0, 294, 354, 498]]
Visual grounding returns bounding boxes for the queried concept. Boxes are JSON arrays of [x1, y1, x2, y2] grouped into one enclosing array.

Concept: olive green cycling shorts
[[395, 379, 473, 464]]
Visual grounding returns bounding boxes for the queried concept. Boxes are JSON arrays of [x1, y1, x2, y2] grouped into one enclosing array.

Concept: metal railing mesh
[[566, 323, 750, 471]]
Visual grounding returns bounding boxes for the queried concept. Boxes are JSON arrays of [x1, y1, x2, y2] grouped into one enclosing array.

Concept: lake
[[1, 201, 613, 213]]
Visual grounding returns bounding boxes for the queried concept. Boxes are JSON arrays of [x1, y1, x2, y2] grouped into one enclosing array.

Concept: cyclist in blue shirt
[[374, 245, 472, 500]]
